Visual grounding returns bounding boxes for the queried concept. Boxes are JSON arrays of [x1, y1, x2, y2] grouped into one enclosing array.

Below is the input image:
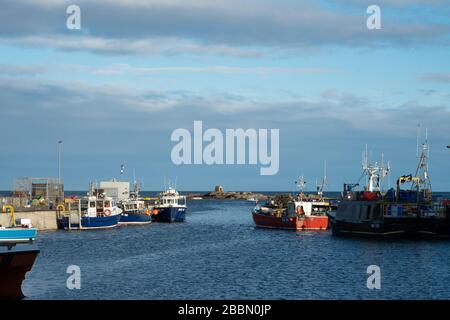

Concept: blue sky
[[0, 0, 449, 191]]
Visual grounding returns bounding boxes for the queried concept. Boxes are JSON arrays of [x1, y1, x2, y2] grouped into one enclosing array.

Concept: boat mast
[[414, 127, 432, 200], [316, 160, 328, 198], [380, 153, 391, 192], [361, 145, 389, 192], [132, 169, 139, 198], [88, 181, 93, 196], [295, 175, 307, 200]]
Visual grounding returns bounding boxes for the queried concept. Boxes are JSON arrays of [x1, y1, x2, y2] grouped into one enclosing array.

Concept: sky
[[0, 0, 449, 191]]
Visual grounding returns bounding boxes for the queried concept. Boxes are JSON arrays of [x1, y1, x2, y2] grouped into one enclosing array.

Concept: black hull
[[330, 217, 450, 239], [330, 219, 410, 238], [0, 246, 39, 299], [329, 199, 450, 239]]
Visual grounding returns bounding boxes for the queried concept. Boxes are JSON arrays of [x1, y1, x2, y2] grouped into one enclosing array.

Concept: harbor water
[[23, 197, 450, 300]]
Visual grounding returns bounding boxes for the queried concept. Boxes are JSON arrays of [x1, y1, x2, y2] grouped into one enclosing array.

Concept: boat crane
[[316, 160, 328, 199]]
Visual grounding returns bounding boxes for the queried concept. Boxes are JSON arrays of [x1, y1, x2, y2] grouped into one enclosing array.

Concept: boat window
[[97, 201, 104, 208], [89, 201, 96, 208], [105, 201, 111, 208]]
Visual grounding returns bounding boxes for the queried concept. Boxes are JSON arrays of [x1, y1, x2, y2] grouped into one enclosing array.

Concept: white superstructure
[[99, 180, 130, 201]]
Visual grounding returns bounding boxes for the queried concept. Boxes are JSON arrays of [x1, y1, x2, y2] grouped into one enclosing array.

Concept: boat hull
[[0, 245, 39, 299], [328, 217, 413, 237], [119, 212, 152, 225], [152, 207, 186, 223], [328, 201, 450, 238], [252, 212, 328, 230], [57, 214, 121, 230]]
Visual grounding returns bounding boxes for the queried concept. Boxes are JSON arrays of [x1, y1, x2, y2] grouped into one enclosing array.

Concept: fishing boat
[[328, 139, 448, 238], [0, 206, 39, 299], [118, 180, 153, 225], [252, 170, 336, 231], [153, 185, 187, 223], [57, 185, 122, 230]]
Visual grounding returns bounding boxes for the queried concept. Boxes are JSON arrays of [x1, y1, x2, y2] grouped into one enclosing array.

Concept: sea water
[[22, 195, 450, 300]]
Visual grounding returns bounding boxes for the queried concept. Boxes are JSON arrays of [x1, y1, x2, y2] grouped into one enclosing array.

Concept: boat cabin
[[158, 188, 186, 207], [287, 200, 332, 217], [80, 195, 117, 217], [122, 199, 146, 212]]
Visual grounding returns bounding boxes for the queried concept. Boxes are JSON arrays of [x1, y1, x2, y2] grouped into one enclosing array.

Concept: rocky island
[[187, 185, 269, 201]]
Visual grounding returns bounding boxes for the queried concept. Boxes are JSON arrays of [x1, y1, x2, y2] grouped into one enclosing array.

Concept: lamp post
[[57, 140, 63, 183]]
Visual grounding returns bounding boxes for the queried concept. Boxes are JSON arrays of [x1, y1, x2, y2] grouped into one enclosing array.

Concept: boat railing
[[382, 202, 444, 219], [56, 199, 82, 230]]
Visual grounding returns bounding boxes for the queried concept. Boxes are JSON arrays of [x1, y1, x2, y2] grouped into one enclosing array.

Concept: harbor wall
[[0, 210, 60, 231]]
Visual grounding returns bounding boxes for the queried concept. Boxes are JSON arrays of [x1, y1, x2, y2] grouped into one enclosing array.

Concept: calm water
[[23, 198, 450, 300]]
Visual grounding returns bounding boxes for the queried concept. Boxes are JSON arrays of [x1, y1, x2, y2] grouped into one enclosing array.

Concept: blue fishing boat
[[153, 186, 187, 223], [57, 188, 122, 230], [119, 182, 153, 225], [0, 207, 39, 299]]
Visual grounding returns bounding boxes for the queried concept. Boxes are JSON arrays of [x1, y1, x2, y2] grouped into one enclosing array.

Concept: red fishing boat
[[252, 173, 337, 231], [252, 198, 333, 230]]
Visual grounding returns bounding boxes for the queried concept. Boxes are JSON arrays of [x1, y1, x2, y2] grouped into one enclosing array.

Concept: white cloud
[[0, 35, 261, 58], [90, 64, 341, 75], [0, 0, 449, 56]]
